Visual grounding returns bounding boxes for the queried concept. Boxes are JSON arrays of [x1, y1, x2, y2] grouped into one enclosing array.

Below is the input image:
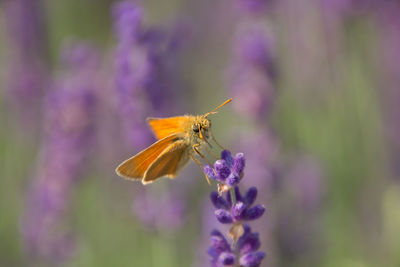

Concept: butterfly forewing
[[116, 134, 184, 180], [147, 116, 189, 140], [142, 139, 190, 184]]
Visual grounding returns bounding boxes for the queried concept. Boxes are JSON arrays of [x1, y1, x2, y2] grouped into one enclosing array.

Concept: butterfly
[[115, 99, 232, 185]]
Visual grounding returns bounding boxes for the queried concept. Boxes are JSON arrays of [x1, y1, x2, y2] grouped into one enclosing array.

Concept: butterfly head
[[192, 116, 211, 141], [189, 99, 231, 143]]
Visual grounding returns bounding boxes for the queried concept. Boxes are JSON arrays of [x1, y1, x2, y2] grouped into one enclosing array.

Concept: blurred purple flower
[[286, 156, 324, 211], [21, 43, 99, 263], [4, 0, 47, 57], [112, 0, 185, 148], [225, 0, 327, 265], [275, 155, 324, 262], [112, 0, 190, 234], [193, 199, 220, 267], [321, 0, 355, 16], [132, 190, 185, 232], [112, 1, 152, 148], [4, 0, 49, 125], [112, 0, 143, 44], [379, 2, 400, 179], [320, 0, 376, 17], [226, 0, 278, 194], [227, 27, 276, 121], [236, 131, 279, 190], [235, 0, 270, 14]]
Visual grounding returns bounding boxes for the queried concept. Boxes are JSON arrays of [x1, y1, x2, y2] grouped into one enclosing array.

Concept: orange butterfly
[[115, 99, 232, 185]]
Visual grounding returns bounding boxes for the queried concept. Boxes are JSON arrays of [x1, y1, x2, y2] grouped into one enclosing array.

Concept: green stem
[[230, 187, 236, 205]]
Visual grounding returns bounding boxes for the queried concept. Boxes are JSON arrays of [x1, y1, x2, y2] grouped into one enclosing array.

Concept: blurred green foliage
[[1, 0, 400, 266]]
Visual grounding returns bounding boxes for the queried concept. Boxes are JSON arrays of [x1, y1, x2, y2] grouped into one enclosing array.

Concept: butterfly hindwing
[[115, 134, 184, 180], [142, 139, 190, 184]]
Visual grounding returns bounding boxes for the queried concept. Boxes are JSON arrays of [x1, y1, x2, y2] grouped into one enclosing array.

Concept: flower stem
[[230, 187, 236, 205]]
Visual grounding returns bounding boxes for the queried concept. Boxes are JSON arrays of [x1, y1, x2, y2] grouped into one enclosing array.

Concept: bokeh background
[[1, 0, 400, 266]]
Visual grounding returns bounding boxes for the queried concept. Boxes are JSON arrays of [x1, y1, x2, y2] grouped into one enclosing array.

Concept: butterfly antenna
[[204, 98, 232, 117]]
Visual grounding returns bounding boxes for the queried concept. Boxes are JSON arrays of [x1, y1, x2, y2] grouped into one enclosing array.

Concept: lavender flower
[[4, 0, 47, 55], [224, 2, 281, 265], [211, 187, 265, 225], [112, 1, 192, 239], [224, 0, 277, 122], [206, 151, 266, 267], [235, 0, 269, 14], [21, 43, 99, 263], [321, 0, 355, 17], [132, 190, 185, 232], [112, 0, 184, 148], [112, 1, 152, 148], [228, 26, 276, 121], [223, 1, 326, 265], [112, 1, 189, 232], [225, 0, 279, 214], [275, 155, 324, 263], [208, 225, 266, 267], [379, 3, 400, 179], [203, 150, 245, 193], [4, 0, 48, 126], [320, 0, 376, 18]]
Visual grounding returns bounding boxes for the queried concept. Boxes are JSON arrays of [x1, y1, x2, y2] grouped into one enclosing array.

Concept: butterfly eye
[[192, 124, 200, 133]]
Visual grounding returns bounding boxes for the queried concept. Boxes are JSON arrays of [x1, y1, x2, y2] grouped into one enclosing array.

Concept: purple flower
[[228, 28, 276, 121], [379, 3, 400, 179], [235, 131, 278, 191], [321, 0, 355, 16], [286, 156, 324, 211], [235, 0, 270, 14], [112, 1, 190, 237], [112, 1, 152, 148], [239, 251, 266, 267], [112, 0, 143, 43], [321, 0, 376, 18], [203, 150, 245, 189], [112, 0, 185, 149], [205, 151, 266, 266], [211, 187, 265, 224], [275, 155, 324, 261], [4, 0, 47, 56], [4, 0, 49, 126], [21, 43, 99, 263], [132, 190, 185, 232], [208, 225, 265, 267]]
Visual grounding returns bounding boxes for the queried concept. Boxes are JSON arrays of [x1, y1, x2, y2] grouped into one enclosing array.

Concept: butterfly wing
[[147, 116, 189, 140], [115, 134, 184, 180], [142, 139, 190, 184]]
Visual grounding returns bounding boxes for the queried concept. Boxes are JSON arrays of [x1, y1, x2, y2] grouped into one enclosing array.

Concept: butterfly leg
[[205, 146, 218, 160], [203, 134, 213, 149], [201, 133, 219, 160], [190, 154, 211, 185], [210, 129, 225, 150], [192, 143, 213, 165], [192, 143, 204, 157]]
